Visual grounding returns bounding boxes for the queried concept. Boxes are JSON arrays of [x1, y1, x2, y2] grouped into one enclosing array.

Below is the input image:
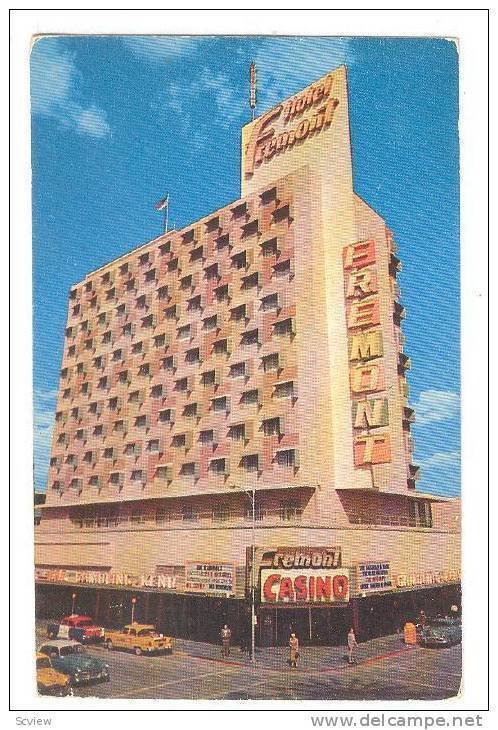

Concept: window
[[175, 377, 188, 392], [93, 424, 104, 436], [263, 417, 281, 436], [178, 324, 190, 340], [131, 509, 145, 523], [260, 186, 277, 205], [135, 414, 147, 428], [69, 288, 78, 300], [276, 449, 296, 467], [154, 333, 166, 348], [83, 451, 94, 463], [185, 348, 200, 364], [110, 472, 122, 486], [52, 480, 63, 492], [203, 314, 217, 331], [182, 229, 195, 245], [157, 285, 169, 300], [205, 263, 219, 280], [139, 252, 150, 266], [89, 296, 97, 309], [183, 402, 197, 418], [76, 362, 84, 374], [151, 384, 163, 398], [85, 281, 93, 292], [108, 397, 119, 411], [142, 314, 154, 328], [262, 237, 278, 258], [172, 434, 186, 448], [68, 345, 76, 357], [63, 388, 71, 399], [261, 293, 278, 311], [241, 454, 259, 471], [167, 258, 178, 272], [241, 389, 259, 405], [214, 284, 229, 302], [165, 304, 179, 320], [159, 241, 171, 256], [112, 349, 122, 361], [272, 204, 290, 223], [113, 420, 125, 432], [209, 458, 227, 474], [145, 268, 156, 282], [155, 507, 169, 523], [212, 396, 227, 412], [188, 295, 202, 312], [124, 442, 137, 456], [72, 304, 80, 316], [80, 320, 88, 332], [199, 429, 214, 444], [230, 361, 246, 378], [85, 339, 93, 350], [126, 278, 136, 291], [262, 353, 279, 372], [273, 318, 294, 336], [132, 340, 143, 354], [273, 259, 291, 277], [123, 322, 133, 336], [231, 251, 247, 269], [244, 504, 265, 521], [280, 500, 302, 521], [212, 504, 230, 522], [181, 505, 198, 522], [75, 429, 85, 441], [241, 329, 259, 346], [119, 262, 129, 275], [106, 287, 115, 301], [148, 439, 160, 452], [180, 274, 192, 290], [71, 407, 80, 420], [241, 220, 259, 237], [116, 303, 126, 317], [213, 338, 228, 355], [128, 390, 141, 403], [274, 381, 294, 398], [136, 294, 146, 309], [162, 355, 176, 371], [232, 202, 247, 219], [180, 462, 196, 476], [241, 272, 259, 290], [131, 469, 145, 483], [118, 370, 129, 383], [228, 423, 245, 441], [205, 216, 219, 232], [65, 326, 73, 339], [216, 233, 230, 250], [157, 409, 172, 426], [101, 271, 112, 285], [103, 447, 114, 459], [156, 465, 172, 480], [190, 246, 203, 262], [98, 376, 108, 390], [201, 370, 216, 387], [94, 355, 103, 369], [231, 304, 246, 321], [102, 331, 112, 344], [138, 363, 150, 376]]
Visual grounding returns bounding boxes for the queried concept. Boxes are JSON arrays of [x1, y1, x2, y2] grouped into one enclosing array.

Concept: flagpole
[[250, 62, 257, 121], [164, 200, 169, 234]]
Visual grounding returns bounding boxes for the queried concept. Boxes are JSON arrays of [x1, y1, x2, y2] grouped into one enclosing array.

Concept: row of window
[[67, 499, 303, 528], [68, 190, 287, 301], [63, 319, 294, 377], [54, 415, 288, 456], [51, 448, 298, 491]]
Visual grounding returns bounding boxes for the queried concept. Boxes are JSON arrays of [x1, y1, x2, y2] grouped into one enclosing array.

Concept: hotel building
[[35, 66, 460, 646]]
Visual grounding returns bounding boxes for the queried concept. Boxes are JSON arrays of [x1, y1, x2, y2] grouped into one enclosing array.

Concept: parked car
[[38, 639, 110, 685], [36, 652, 73, 697], [47, 614, 105, 643], [104, 623, 173, 655], [418, 617, 462, 648]]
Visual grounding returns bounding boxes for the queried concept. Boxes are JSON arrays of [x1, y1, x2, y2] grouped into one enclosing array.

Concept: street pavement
[[35, 620, 461, 701]]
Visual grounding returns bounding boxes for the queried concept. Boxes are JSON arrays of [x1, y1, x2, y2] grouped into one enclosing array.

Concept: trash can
[[403, 622, 417, 645]]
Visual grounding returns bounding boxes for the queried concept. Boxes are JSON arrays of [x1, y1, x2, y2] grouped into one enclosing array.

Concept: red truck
[[47, 615, 105, 643]]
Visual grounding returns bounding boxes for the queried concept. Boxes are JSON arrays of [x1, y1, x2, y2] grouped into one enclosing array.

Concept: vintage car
[[418, 617, 462, 648], [36, 652, 73, 696], [47, 614, 105, 643], [104, 623, 173, 655], [38, 639, 111, 685]]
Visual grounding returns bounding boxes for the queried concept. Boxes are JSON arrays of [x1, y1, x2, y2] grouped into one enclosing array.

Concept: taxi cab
[[36, 652, 72, 696], [104, 623, 173, 655]]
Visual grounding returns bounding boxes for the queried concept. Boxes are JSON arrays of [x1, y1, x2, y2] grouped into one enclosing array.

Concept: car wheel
[[134, 646, 142, 656], [106, 640, 113, 651]]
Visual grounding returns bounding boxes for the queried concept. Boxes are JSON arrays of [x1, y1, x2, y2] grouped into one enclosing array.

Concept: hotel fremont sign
[[255, 547, 350, 605], [244, 73, 339, 177]]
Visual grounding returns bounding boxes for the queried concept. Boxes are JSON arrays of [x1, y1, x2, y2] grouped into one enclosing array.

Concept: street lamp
[[243, 486, 256, 664], [131, 597, 137, 623], [71, 593, 77, 614]]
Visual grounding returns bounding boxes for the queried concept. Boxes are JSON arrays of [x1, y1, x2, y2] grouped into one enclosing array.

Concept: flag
[[155, 194, 169, 211]]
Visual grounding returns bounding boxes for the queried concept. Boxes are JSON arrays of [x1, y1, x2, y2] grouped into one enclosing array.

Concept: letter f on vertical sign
[[245, 106, 282, 177]]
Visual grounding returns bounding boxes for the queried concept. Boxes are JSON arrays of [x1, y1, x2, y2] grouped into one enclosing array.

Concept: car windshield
[[60, 645, 84, 656], [37, 657, 51, 669], [138, 629, 158, 637]]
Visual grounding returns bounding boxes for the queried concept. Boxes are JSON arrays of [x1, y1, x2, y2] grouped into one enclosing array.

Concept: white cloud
[[418, 450, 460, 496], [412, 389, 460, 426], [122, 36, 198, 63], [253, 37, 355, 112], [33, 388, 57, 492], [31, 38, 111, 139]]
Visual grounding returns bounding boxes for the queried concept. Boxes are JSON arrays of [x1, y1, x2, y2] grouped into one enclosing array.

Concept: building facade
[[35, 66, 461, 646]]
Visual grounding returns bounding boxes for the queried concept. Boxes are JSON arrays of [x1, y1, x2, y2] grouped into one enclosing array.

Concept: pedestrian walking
[[347, 627, 358, 665], [220, 624, 232, 658], [289, 632, 299, 669]]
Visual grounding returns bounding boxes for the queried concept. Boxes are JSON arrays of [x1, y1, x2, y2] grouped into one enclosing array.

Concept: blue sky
[[31, 35, 460, 496]]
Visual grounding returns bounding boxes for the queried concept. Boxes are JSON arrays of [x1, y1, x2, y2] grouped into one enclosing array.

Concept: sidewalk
[[172, 633, 414, 672]]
